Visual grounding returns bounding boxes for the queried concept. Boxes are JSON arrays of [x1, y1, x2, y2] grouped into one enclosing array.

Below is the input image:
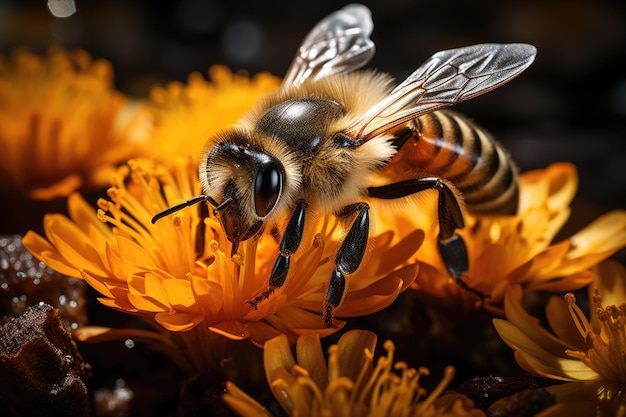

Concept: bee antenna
[[151, 195, 214, 224], [212, 197, 234, 215]]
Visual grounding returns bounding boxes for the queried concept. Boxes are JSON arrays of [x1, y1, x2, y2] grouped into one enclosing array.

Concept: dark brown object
[[487, 387, 555, 417], [0, 234, 87, 330], [0, 303, 90, 417]]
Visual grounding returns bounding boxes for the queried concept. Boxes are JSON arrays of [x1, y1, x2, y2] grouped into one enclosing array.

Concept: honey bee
[[152, 4, 536, 327]]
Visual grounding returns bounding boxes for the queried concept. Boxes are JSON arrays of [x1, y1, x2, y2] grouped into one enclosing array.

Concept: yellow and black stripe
[[412, 110, 519, 215]]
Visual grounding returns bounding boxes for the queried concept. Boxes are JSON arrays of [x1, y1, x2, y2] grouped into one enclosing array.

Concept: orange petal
[[593, 260, 626, 308], [191, 275, 224, 317], [67, 193, 114, 239], [264, 334, 296, 382], [155, 311, 203, 332], [22, 231, 83, 277], [375, 229, 424, 276], [545, 296, 586, 351], [127, 293, 168, 313], [545, 380, 607, 403], [209, 321, 250, 340], [28, 173, 82, 200], [516, 350, 598, 381], [248, 321, 291, 347], [527, 271, 594, 293], [338, 276, 403, 317], [572, 210, 626, 248], [73, 325, 169, 345], [116, 235, 156, 270], [44, 214, 108, 276], [295, 334, 328, 390], [161, 278, 198, 311], [222, 381, 273, 417], [501, 286, 579, 356], [336, 329, 377, 382], [81, 270, 116, 298], [97, 297, 138, 312]]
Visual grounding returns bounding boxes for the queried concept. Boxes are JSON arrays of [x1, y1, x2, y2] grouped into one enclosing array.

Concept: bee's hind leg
[[368, 178, 468, 279]]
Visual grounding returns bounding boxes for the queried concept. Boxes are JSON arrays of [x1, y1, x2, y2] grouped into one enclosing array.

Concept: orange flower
[[405, 163, 626, 315], [494, 260, 626, 417], [0, 47, 146, 199], [224, 329, 485, 417], [145, 65, 281, 161], [22, 158, 420, 372]]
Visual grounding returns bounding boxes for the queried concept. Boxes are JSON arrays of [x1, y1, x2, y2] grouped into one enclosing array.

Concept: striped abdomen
[[394, 110, 519, 215]]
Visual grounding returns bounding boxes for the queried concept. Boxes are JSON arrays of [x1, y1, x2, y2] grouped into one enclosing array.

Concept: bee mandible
[[152, 4, 537, 327]]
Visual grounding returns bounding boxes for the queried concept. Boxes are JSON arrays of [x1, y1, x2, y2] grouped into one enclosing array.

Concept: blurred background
[[1, 0, 625, 224]]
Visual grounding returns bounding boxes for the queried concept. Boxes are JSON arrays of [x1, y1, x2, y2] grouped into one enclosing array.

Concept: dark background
[[2, 0, 626, 224]]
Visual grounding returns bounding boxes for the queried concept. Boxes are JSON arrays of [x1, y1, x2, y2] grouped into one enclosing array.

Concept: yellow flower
[[493, 260, 626, 417], [406, 163, 626, 316], [223, 329, 485, 417], [145, 65, 281, 160], [0, 47, 146, 199], [22, 158, 420, 362]]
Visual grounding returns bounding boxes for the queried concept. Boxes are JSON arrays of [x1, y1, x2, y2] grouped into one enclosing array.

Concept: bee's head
[[199, 130, 285, 244]]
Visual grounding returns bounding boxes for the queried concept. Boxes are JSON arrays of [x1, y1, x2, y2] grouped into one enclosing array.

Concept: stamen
[[565, 293, 592, 336], [349, 347, 375, 406], [414, 366, 455, 414]]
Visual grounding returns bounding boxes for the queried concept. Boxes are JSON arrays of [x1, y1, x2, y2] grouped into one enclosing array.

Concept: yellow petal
[[22, 231, 83, 277], [516, 350, 598, 381], [545, 296, 586, 350], [592, 260, 626, 308], [72, 325, 170, 346], [222, 381, 273, 417], [44, 213, 108, 276], [264, 333, 296, 384], [544, 380, 607, 403], [527, 271, 594, 293], [295, 334, 328, 390], [336, 330, 377, 382], [502, 286, 580, 355], [67, 193, 114, 239], [28, 174, 82, 200], [568, 210, 626, 258]]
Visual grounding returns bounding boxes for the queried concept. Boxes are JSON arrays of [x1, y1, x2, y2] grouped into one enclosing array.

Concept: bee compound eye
[[254, 159, 283, 217]]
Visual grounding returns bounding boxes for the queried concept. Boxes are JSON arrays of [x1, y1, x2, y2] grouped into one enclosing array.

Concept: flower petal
[[295, 334, 328, 390], [222, 381, 273, 417], [336, 329, 377, 382], [155, 311, 203, 332], [209, 321, 250, 340], [264, 333, 296, 384]]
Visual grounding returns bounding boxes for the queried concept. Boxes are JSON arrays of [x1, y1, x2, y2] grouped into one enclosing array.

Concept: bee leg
[[368, 178, 468, 278], [324, 202, 370, 328], [247, 199, 307, 309]]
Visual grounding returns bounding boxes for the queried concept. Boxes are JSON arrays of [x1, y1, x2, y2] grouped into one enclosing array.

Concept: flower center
[[566, 291, 626, 384]]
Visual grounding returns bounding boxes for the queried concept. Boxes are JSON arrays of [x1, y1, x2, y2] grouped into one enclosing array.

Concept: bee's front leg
[[368, 178, 468, 279], [247, 199, 307, 308], [324, 202, 370, 328]]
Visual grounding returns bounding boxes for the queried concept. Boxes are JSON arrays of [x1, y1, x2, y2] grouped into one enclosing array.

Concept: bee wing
[[282, 4, 375, 87], [353, 43, 537, 139]]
